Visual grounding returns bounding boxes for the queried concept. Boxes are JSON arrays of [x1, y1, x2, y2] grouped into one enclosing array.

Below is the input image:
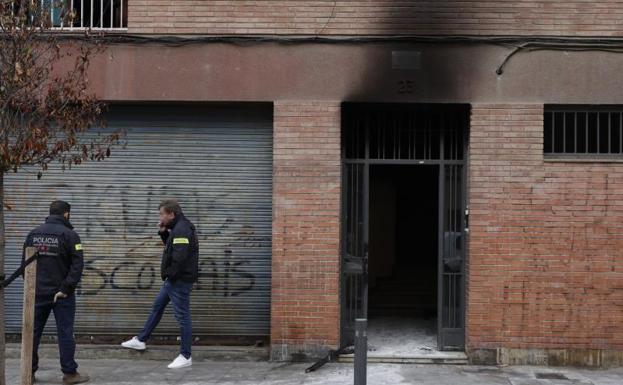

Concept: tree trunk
[[0, 172, 6, 385]]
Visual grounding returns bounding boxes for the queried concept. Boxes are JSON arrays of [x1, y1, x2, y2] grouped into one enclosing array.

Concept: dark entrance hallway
[[367, 165, 439, 356], [369, 165, 438, 317]]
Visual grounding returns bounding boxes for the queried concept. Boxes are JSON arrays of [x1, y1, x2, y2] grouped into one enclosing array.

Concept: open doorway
[[340, 103, 468, 360], [367, 165, 439, 356]]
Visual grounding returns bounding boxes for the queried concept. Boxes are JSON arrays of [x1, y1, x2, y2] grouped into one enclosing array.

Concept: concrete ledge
[[339, 352, 468, 365], [6, 343, 269, 362], [270, 344, 331, 362], [468, 348, 623, 368]]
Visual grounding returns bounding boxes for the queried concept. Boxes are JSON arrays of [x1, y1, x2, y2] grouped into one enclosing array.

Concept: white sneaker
[[167, 354, 192, 369], [121, 336, 146, 351]]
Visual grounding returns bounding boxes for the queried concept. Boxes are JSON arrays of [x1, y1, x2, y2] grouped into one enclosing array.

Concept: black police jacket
[[159, 213, 199, 283], [23, 215, 84, 296]]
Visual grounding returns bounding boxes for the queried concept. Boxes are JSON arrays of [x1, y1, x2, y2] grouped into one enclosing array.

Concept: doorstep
[[338, 351, 468, 365]]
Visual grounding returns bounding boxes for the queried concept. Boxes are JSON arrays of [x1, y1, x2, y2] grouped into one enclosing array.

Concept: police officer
[[24, 200, 89, 384], [121, 199, 199, 369]]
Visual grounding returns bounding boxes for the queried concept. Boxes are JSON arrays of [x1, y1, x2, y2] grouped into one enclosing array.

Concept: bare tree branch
[[0, 1, 119, 175]]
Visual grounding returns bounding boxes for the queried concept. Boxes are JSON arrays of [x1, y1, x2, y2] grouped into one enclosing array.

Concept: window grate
[[545, 107, 623, 157], [33, 0, 128, 30], [343, 105, 468, 161]]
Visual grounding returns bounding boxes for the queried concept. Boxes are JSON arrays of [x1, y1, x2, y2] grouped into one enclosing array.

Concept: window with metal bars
[[14, 0, 128, 30], [544, 106, 623, 158]]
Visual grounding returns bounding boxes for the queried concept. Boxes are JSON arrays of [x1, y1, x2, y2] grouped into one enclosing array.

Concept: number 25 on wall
[[397, 80, 415, 94]]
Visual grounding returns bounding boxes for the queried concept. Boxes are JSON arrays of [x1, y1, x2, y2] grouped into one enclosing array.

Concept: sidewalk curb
[[6, 343, 269, 362]]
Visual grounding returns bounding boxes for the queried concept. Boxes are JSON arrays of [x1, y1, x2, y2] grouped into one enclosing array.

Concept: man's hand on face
[[158, 222, 167, 233], [54, 291, 68, 303]]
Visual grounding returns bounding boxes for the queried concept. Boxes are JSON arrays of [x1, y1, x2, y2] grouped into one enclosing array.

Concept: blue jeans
[[33, 294, 78, 374], [138, 280, 193, 358]]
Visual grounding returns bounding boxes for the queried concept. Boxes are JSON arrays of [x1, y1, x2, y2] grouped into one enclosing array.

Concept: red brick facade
[[468, 105, 623, 362], [94, 0, 623, 365], [271, 101, 342, 360], [128, 1, 623, 36]]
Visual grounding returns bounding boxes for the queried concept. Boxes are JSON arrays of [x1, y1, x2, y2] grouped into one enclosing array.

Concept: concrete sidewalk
[[6, 358, 623, 385]]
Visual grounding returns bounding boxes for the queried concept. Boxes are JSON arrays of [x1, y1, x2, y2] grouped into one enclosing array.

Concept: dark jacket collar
[[45, 214, 74, 229], [166, 213, 185, 229]]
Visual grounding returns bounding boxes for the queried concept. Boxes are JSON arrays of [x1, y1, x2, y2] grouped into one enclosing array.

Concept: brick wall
[[271, 101, 342, 360], [128, 1, 623, 36], [468, 104, 623, 353]]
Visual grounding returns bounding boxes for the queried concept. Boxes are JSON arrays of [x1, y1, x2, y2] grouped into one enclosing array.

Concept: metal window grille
[[544, 106, 623, 158], [41, 0, 127, 30]]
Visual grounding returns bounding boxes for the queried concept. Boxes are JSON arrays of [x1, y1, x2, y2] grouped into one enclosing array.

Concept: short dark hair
[[159, 199, 182, 215], [50, 200, 71, 215]]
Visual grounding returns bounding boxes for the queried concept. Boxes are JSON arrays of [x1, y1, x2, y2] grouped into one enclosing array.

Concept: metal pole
[[354, 318, 367, 385]]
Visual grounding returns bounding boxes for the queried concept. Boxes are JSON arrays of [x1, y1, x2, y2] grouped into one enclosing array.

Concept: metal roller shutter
[[4, 104, 273, 338]]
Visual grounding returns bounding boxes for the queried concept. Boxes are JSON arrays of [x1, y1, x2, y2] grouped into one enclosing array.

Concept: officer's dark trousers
[[137, 279, 193, 359], [33, 294, 78, 374]]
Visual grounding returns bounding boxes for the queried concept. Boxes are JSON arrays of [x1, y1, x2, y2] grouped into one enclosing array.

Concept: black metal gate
[[438, 164, 467, 349], [340, 162, 368, 347], [341, 104, 468, 350]]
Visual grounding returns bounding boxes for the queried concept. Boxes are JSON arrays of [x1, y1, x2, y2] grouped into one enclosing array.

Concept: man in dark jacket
[[24, 200, 89, 385], [121, 199, 198, 369]]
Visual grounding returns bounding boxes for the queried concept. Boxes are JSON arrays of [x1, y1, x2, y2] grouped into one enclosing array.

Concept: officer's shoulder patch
[[75, 244, 83, 251], [173, 237, 189, 245]]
